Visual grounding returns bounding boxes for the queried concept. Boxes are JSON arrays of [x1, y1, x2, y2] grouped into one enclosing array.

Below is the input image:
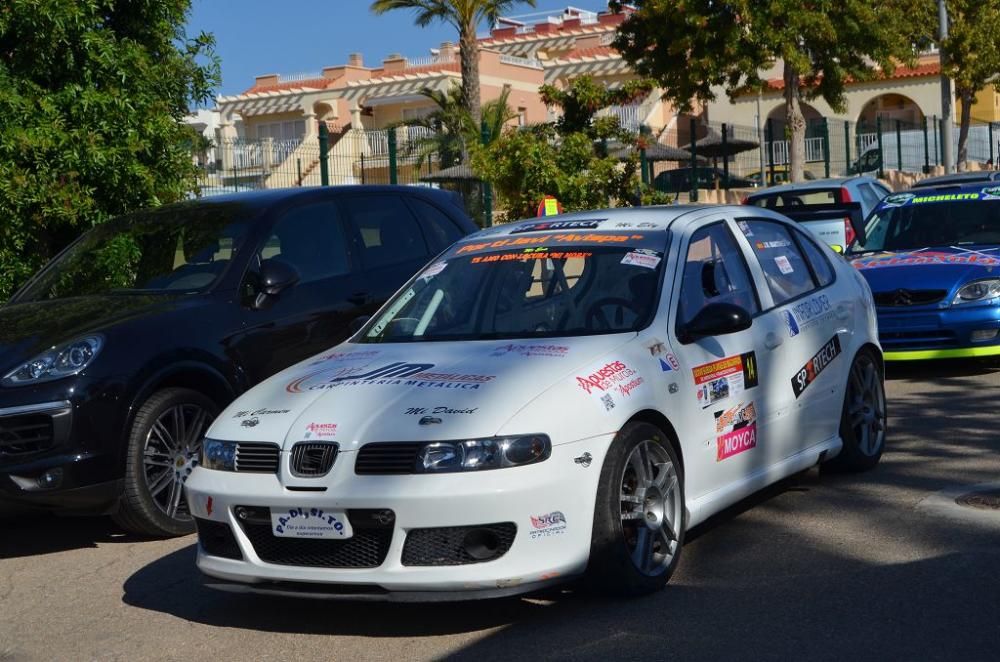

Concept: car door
[[339, 193, 433, 320], [231, 200, 363, 384], [668, 219, 768, 501], [732, 217, 849, 458]]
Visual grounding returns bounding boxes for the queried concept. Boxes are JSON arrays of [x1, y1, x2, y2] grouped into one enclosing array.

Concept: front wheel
[[113, 388, 217, 537], [587, 422, 685, 596], [826, 349, 886, 472]]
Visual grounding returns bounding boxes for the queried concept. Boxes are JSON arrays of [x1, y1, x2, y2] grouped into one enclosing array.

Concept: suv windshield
[[361, 232, 667, 342], [849, 191, 1000, 253], [15, 202, 256, 302]]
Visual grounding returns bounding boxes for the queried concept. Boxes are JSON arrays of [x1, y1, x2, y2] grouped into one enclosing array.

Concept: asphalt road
[[2, 360, 1000, 662]]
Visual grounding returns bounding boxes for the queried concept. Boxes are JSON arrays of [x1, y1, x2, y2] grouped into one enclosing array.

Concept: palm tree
[[370, 0, 536, 125]]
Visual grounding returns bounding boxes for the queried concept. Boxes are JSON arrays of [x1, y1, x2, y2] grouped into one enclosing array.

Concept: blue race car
[[847, 184, 1000, 360]]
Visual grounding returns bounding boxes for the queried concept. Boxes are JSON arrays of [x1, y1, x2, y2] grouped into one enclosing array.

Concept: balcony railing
[[365, 126, 436, 158], [600, 104, 642, 133], [499, 54, 543, 69], [404, 54, 458, 69], [761, 136, 827, 165]]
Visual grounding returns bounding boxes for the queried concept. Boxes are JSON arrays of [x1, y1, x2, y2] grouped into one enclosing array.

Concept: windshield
[[361, 232, 667, 343], [848, 190, 1000, 254], [748, 188, 839, 208], [16, 202, 256, 302]]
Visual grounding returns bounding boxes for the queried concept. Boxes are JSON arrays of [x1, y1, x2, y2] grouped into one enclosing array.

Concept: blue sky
[[188, 0, 608, 97]]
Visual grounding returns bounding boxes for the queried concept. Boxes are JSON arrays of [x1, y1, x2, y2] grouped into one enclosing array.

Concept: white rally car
[[185, 206, 885, 601]]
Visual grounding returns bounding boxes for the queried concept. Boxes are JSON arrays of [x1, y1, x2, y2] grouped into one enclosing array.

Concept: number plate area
[[270, 507, 353, 539]]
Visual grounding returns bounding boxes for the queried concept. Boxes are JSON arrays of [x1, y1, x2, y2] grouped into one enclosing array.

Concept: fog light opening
[[971, 329, 999, 342], [462, 529, 501, 561], [37, 468, 64, 490]]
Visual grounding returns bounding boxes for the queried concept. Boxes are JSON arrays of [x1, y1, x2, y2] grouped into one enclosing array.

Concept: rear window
[[749, 189, 838, 208]]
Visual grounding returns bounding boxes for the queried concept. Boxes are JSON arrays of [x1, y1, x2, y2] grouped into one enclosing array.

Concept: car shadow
[[885, 357, 999, 381], [0, 513, 152, 559]]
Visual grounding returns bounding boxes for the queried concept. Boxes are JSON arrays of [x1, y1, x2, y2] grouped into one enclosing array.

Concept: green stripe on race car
[[884, 346, 1000, 361]]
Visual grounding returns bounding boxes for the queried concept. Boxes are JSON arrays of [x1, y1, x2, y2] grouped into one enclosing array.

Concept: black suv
[[0, 186, 476, 535]]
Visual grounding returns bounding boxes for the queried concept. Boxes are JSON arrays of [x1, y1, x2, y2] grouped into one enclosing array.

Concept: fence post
[[296, 158, 302, 186], [822, 119, 831, 178], [640, 146, 649, 185], [722, 123, 730, 189], [896, 120, 903, 172], [933, 115, 940, 165], [844, 121, 851, 174], [360, 153, 366, 185], [990, 123, 995, 165], [690, 117, 698, 202], [923, 118, 930, 173], [766, 118, 775, 186], [481, 121, 493, 227], [318, 123, 330, 186], [387, 128, 398, 185], [876, 116, 884, 179]]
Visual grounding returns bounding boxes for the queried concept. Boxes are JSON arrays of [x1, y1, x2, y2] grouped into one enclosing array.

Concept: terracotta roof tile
[[764, 62, 941, 91]]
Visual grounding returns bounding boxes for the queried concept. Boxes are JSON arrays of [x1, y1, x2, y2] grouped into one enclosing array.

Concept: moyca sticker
[[714, 401, 758, 462]]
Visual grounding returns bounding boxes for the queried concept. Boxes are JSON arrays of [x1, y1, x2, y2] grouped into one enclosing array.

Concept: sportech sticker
[[693, 352, 758, 409], [791, 335, 842, 398]]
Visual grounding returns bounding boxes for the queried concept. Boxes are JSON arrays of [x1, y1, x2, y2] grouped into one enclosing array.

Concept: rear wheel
[[113, 388, 217, 537], [826, 350, 886, 472], [587, 422, 684, 596]]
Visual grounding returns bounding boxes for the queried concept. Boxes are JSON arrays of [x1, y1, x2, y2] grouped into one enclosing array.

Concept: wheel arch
[[625, 409, 684, 478], [858, 342, 885, 375]]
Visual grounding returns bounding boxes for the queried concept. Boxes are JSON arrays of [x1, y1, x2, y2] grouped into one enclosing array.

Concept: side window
[[794, 229, 835, 287], [406, 196, 464, 251], [260, 202, 350, 284], [678, 222, 760, 327], [738, 219, 817, 305], [857, 184, 883, 210], [340, 195, 429, 269]]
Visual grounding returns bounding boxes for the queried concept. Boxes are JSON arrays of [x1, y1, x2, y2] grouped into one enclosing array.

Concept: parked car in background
[[910, 171, 1000, 189], [0, 186, 477, 536], [744, 177, 891, 248], [847, 184, 1000, 360], [654, 167, 756, 192], [849, 124, 994, 175], [188, 205, 884, 601]]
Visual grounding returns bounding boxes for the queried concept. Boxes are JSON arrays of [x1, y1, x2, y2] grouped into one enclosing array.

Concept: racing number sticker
[[791, 335, 842, 398]]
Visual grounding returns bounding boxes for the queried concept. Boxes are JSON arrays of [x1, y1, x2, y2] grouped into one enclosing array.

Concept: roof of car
[[746, 176, 878, 196], [878, 182, 997, 202], [188, 185, 456, 207], [910, 171, 1000, 188], [470, 205, 764, 236]]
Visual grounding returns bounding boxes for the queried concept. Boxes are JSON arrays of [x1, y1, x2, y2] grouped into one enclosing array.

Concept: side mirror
[[253, 260, 300, 309], [679, 303, 752, 343], [348, 315, 370, 335]]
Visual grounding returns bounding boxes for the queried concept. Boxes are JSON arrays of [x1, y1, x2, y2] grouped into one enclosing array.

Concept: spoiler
[[775, 202, 866, 247]]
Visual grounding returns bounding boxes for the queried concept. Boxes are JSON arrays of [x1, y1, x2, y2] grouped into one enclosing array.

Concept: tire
[[825, 349, 886, 472], [587, 421, 685, 596], [113, 388, 218, 537]]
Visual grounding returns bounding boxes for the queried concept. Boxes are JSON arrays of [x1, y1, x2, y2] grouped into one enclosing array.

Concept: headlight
[[202, 439, 237, 471], [416, 435, 551, 473], [952, 279, 1000, 305], [2, 335, 104, 386]]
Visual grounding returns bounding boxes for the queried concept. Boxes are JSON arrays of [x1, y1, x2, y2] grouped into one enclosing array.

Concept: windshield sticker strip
[[470, 250, 592, 264], [453, 232, 654, 256], [509, 219, 607, 234]]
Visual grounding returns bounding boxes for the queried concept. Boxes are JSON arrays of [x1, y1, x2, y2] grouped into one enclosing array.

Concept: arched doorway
[[857, 93, 926, 131], [766, 102, 825, 139]]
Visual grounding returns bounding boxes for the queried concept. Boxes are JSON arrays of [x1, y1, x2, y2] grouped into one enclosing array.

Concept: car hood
[[211, 335, 634, 450], [849, 246, 1000, 294], [0, 294, 185, 374]]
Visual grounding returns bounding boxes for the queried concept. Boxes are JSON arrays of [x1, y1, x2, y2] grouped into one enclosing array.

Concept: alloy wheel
[[141, 403, 211, 520], [847, 356, 886, 457], [619, 440, 682, 576]]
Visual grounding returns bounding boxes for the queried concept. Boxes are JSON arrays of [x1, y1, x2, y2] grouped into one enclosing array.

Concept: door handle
[[836, 303, 851, 320], [764, 331, 782, 350], [348, 291, 370, 306]]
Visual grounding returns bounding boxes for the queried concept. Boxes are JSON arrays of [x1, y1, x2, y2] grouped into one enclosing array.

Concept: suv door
[[340, 193, 432, 319], [232, 200, 362, 383], [668, 220, 766, 501], [733, 217, 850, 457]]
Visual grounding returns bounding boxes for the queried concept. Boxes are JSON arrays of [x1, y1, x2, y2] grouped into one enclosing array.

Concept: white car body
[[185, 205, 881, 601]]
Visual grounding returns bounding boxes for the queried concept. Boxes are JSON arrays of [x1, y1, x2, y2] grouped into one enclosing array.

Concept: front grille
[[402, 523, 517, 566], [290, 442, 338, 477], [355, 442, 423, 475], [194, 518, 243, 560], [0, 414, 55, 456], [236, 507, 394, 568], [874, 289, 947, 307], [879, 329, 957, 349], [234, 442, 280, 473]]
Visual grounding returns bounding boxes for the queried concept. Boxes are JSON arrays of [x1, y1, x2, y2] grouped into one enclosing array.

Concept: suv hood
[[850, 246, 1000, 295], [211, 335, 634, 450], [0, 295, 184, 375]]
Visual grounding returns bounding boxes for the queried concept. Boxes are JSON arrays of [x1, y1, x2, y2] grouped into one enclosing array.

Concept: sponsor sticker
[[575, 360, 645, 412], [693, 352, 758, 408], [882, 192, 915, 207], [982, 186, 1000, 200], [717, 422, 758, 461], [489, 343, 569, 358], [240, 418, 259, 428], [308, 350, 380, 366], [470, 250, 592, 264], [791, 335, 842, 398], [853, 249, 1000, 269], [785, 293, 834, 335], [510, 219, 605, 234], [529, 511, 567, 539], [714, 401, 757, 434], [287, 362, 495, 393], [783, 310, 800, 337], [420, 261, 448, 279], [621, 249, 662, 269], [303, 422, 337, 439], [755, 240, 791, 249], [774, 255, 794, 274]]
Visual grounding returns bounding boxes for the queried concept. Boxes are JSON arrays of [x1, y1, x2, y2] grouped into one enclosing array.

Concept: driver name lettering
[[455, 232, 641, 255]]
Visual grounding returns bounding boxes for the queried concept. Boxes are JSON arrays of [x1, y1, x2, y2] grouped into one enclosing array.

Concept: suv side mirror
[[348, 315, 370, 334], [253, 260, 300, 309], [679, 303, 752, 343]]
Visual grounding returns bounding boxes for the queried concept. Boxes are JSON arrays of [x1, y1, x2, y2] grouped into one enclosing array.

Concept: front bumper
[[185, 438, 608, 598], [877, 303, 1000, 360]]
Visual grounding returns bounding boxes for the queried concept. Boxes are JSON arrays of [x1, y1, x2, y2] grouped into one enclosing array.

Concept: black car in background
[[653, 166, 756, 192], [0, 186, 476, 536]]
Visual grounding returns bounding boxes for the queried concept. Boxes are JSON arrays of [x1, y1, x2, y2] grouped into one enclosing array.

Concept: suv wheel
[[113, 388, 217, 537]]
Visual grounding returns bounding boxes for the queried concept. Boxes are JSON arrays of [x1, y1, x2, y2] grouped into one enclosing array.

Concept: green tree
[[0, 0, 218, 299], [611, 0, 932, 182], [941, 1, 1000, 168], [370, 0, 536, 125]]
